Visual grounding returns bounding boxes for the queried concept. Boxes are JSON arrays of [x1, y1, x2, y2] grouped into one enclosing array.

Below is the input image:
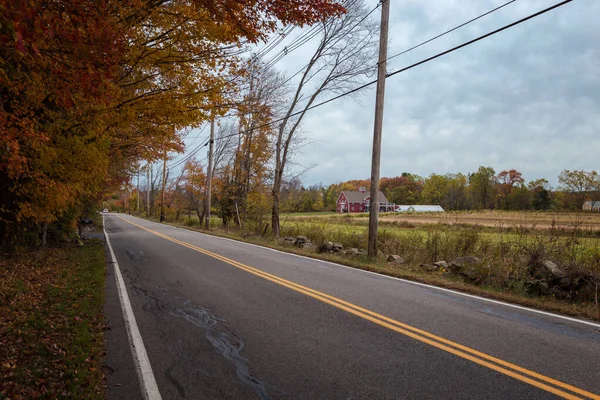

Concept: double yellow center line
[[118, 216, 599, 400]]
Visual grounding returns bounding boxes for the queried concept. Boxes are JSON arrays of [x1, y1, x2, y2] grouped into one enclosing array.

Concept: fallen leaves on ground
[[0, 241, 106, 399]]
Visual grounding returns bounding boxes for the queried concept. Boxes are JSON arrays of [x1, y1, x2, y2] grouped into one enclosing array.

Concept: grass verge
[[1, 240, 106, 399]]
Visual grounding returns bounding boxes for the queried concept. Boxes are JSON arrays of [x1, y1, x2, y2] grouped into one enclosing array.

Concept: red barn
[[336, 188, 393, 213]]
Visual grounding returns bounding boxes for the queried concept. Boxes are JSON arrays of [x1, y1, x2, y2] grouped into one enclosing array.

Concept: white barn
[[396, 205, 445, 213], [582, 201, 600, 212]]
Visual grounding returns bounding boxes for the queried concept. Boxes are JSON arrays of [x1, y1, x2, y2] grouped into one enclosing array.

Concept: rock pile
[[317, 241, 344, 254], [294, 236, 313, 249], [525, 259, 597, 300]]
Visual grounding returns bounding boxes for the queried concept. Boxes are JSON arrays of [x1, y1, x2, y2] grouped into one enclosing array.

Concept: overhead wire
[[386, 0, 517, 63], [261, 0, 361, 70], [167, 136, 210, 171], [227, 0, 522, 126], [213, 0, 516, 115], [279, 0, 381, 87], [162, 0, 570, 176], [208, 0, 573, 145], [163, 0, 361, 172]]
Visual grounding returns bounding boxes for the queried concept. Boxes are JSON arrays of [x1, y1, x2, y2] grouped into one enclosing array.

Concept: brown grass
[[372, 210, 600, 231]]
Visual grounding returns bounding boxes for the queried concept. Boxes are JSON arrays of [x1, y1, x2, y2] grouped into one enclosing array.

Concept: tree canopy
[[0, 0, 345, 249]]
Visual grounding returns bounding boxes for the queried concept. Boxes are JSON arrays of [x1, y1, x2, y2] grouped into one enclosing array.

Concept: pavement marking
[[161, 216, 600, 329], [118, 215, 599, 400], [104, 216, 162, 400]]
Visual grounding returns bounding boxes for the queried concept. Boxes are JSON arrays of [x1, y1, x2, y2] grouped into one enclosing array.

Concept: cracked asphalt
[[103, 214, 600, 400]]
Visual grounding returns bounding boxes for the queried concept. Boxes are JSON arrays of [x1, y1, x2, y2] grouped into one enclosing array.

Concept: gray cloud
[[279, 0, 600, 188]]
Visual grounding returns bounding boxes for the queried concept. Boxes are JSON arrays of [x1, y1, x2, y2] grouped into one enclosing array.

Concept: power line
[[261, 0, 362, 71], [165, 0, 570, 176], [282, 0, 516, 86], [254, 26, 297, 63], [386, 0, 571, 79], [166, 123, 210, 171], [386, 0, 517, 62], [279, 0, 381, 87], [219, 0, 516, 117], [167, 137, 210, 171], [184, 0, 368, 121], [211, 0, 573, 144]]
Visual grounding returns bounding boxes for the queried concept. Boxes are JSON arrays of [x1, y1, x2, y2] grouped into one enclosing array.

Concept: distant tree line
[[276, 168, 600, 213]]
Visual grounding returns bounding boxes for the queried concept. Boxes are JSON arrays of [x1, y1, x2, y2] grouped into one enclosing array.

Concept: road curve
[[103, 213, 600, 400]]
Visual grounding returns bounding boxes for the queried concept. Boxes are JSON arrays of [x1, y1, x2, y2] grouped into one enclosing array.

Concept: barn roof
[[340, 191, 389, 204], [584, 201, 600, 207], [397, 205, 445, 212]]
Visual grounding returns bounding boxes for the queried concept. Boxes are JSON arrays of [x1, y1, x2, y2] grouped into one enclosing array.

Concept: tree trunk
[[42, 222, 48, 248], [271, 185, 281, 237], [196, 207, 205, 225]]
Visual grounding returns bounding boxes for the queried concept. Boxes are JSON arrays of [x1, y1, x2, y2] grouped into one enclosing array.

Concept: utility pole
[[368, 0, 390, 258], [146, 164, 151, 218], [137, 168, 140, 215], [160, 153, 167, 222], [205, 119, 215, 229]]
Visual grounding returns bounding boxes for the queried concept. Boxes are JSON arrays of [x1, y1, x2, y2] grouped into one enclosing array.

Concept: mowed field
[[288, 210, 600, 231]]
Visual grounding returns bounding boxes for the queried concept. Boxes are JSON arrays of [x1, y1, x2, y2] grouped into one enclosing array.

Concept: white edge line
[[121, 214, 600, 330], [103, 215, 162, 400]]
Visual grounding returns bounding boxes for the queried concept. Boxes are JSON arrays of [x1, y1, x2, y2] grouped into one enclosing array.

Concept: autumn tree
[[528, 179, 552, 210], [229, 62, 287, 224], [558, 169, 600, 209], [506, 185, 531, 210], [495, 169, 524, 209], [444, 174, 469, 210], [180, 158, 207, 222], [468, 166, 496, 210], [421, 174, 450, 207], [1, 0, 345, 250], [381, 174, 423, 205]]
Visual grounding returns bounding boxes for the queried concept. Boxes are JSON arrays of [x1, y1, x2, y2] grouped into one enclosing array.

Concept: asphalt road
[[102, 214, 600, 400]]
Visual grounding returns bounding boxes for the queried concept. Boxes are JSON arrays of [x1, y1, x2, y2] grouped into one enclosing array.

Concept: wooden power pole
[[160, 154, 167, 222], [146, 164, 151, 218], [137, 168, 140, 215], [205, 119, 215, 229], [368, 0, 390, 258]]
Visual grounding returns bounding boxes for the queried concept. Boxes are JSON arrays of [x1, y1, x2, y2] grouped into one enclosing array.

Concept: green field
[[278, 213, 600, 284]]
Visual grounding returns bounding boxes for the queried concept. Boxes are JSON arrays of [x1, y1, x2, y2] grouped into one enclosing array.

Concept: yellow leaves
[[1, 0, 344, 245]]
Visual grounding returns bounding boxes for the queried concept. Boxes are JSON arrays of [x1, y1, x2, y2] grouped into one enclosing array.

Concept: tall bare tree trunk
[[271, 176, 281, 237], [42, 222, 48, 248], [271, 194, 280, 237], [269, 0, 376, 237]]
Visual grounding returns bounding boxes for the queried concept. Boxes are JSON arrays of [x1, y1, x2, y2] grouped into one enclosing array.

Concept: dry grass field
[[300, 210, 600, 232], [381, 210, 600, 231]]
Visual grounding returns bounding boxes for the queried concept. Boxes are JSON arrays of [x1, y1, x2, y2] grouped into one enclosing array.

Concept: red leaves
[[1, 0, 344, 245]]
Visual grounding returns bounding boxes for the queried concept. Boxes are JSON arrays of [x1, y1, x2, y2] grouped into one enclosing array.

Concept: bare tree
[[271, 0, 378, 236]]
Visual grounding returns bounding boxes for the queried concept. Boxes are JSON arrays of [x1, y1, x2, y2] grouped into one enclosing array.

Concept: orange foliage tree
[[0, 0, 344, 249]]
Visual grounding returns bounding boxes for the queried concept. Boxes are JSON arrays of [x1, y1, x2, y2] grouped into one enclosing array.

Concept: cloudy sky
[[254, 0, 599, 188], [171, 0, 598, 188]]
